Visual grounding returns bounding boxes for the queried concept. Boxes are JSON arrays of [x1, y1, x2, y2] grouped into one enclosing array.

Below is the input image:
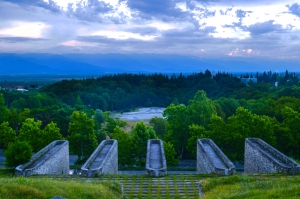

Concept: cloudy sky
[[0, 0, 300, 59]]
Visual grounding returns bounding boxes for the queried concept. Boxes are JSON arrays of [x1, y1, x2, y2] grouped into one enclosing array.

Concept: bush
[[4, 141, 33, 168]]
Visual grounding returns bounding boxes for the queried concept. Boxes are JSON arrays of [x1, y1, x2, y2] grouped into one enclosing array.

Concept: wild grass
[[1, 171, 299, 199], [201, 174, 300, 199], [0, 177, 121, 199]]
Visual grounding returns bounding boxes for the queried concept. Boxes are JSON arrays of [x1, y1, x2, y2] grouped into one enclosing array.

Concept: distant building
[[240, 78, 257, 86]]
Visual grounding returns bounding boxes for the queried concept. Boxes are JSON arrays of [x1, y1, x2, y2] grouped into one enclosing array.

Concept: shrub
[[4, 141, 33, 168]]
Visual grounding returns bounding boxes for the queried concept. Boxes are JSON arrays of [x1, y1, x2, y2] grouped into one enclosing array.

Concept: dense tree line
[[1, 70, 300, 166]]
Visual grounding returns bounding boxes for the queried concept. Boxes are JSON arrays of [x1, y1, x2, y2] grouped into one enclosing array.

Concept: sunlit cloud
[[0, 22, 50, 38], [92, 30, 158, 40], [61, 39, 96, 47]]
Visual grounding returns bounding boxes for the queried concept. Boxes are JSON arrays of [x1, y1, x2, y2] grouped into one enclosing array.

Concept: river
[[111, 107, 165, 121]]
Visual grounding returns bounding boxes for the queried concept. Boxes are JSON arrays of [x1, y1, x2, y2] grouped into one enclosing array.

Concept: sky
[[0, 0, 300, 59]]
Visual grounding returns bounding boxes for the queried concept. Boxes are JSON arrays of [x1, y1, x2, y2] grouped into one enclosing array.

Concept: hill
[[0, 53, 300, 75]]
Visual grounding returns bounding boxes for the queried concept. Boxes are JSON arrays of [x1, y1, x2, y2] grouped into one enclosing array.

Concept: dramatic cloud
[[3, 0, 61, 13], [66, 0, 114, 23], [125, 0, 184, 19], [0, 0, 299, 59], [247, 20, 284, 35], [287, 3, 300, 17]]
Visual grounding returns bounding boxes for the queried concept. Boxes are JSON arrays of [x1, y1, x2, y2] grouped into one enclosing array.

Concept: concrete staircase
[[30, 174, 202, 199]]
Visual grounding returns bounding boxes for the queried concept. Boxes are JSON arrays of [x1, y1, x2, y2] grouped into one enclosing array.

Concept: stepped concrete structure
[[146, 139, 167, 177], [81, 139, 118, 177], [197, 138, 235, 175], [244, 138, 300, 174], [16, 140, 69, 176]]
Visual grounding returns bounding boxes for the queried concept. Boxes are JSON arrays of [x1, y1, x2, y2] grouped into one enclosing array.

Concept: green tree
[[187, 124, 207, 157], [41, 122, 63, 147], [279, 107, 300, 158], [215, 97, 240, 119], [163, 104, 189, 160], [111, 126, 132, 166], [75, 95, 85, 111], [103, 112, 127, 137], [28, 95, 42, 109], [0, 122, 16, 150], [9, 108, 30, 136], [273, 96, 300, 121], [0, 93, 10, 123], [149, 117, 167, 139], [187, 90, 217, 127], [4, 141, 32, 168], [94, 109, 106, 129], [68, 111, 98, 163], [131, 121, 156, 166], [208, 107, 277, 161], [18, 118, 43, 152], [163, 141, 179, 166]]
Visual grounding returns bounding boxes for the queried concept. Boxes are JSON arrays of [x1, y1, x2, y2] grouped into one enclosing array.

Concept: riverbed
[[111, 107, 165, 121]]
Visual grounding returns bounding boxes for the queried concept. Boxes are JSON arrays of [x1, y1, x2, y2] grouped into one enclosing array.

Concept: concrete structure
[[16, 140, 69, 176], [146, 139, 167, 177], [244, 138, 300, 174], [197, 139, 235, 175], [81, 139, 118, 177]]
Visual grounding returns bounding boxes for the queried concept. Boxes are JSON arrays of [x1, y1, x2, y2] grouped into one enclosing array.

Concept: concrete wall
[[81, 139, 118, 177], [146, 139, 167, 177], [197, 139, 235, 175], [244, 138, 300, 174], [16, 140, 69, 176]]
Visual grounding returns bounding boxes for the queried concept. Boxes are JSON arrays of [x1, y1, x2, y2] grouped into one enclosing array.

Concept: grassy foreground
[[0, 177, 121, 199], [201, 174, 300, 199]]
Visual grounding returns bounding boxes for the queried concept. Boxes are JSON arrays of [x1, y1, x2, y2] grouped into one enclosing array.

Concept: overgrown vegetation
[[201, 174, 300, 199], [0, 177, 121, 199]]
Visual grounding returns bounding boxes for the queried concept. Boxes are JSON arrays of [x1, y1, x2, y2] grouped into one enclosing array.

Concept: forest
[[0, 69, 300, 167]]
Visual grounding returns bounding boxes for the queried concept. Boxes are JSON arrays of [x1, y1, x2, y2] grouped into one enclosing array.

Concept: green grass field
[[201, 174, 300, 199], [0, 170, 121, 199]]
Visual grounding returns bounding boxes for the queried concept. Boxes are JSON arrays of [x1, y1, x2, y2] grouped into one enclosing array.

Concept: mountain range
[[0, 53, 299, 75]]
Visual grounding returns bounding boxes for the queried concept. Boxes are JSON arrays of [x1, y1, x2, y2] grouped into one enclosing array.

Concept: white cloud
[[92, 30, 157, 40], [0, 22, 51, 38]]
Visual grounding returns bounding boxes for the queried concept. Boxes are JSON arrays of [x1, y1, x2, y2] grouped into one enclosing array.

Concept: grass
[[1, 169, 299, 199], [0, 177, 121, 199], [201, 174, 300, 199]]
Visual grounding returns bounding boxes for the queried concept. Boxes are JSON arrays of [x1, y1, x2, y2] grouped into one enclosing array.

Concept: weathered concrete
[[16, 140, 69, 176], [146, 139, 167, 177], [197, 139, 235, 175], [81, 139, 118, 177], [244, 138, 300, 174]]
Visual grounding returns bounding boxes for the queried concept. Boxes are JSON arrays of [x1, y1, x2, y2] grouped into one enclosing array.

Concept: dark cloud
[[0, 37, 47, 43], [247, 20, 283, 35], [123, 0, 186, 21], [67, 0, 114, 23], [3, 0, 61, 13], [286, 3, 300, 17]]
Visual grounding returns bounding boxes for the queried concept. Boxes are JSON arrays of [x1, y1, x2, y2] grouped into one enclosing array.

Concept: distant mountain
[[0, 53, 299, 75]]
